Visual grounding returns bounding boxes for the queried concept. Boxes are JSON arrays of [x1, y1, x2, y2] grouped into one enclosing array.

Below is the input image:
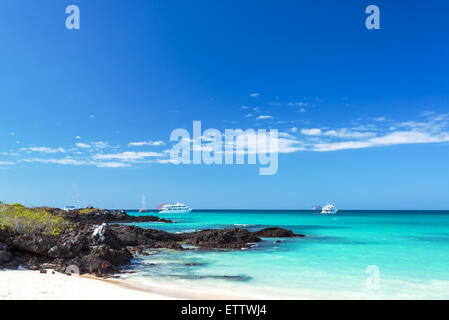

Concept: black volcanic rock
[[109, 225, 183, 249], [110, 226, 303, 250], [109, 225, 182, 245], [253, 227, 305, 238], [0, 208, 306, 276], [38, 207, 174, 224], [181, 228, 261, 249], [1, 223, 133, 276], [80, 245, 133, 275], [0, 243, 12, 263], [0, 228, 10, 242]]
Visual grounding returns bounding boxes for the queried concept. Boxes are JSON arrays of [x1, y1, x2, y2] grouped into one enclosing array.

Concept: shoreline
[[0, 269, 252, 300]]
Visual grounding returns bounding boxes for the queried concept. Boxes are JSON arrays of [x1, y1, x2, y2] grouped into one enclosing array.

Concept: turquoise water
[[123, 210, 449, 299]]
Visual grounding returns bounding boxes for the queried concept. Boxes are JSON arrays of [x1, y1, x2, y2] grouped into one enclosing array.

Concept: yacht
[[159, 203, 192, 214], [320, 204, 338, 215]]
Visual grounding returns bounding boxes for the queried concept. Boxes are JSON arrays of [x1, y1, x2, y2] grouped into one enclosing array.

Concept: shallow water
[[122, 210, 449, 299]]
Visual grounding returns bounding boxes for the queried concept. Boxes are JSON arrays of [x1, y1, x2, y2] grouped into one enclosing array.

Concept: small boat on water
[[159, 203, 192, 214], [320, 204, 338, 215]]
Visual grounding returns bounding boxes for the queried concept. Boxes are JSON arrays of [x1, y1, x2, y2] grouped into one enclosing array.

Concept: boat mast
[[141, 193, 147, 211]]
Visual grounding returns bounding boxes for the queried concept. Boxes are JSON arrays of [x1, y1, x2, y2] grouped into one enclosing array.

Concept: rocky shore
[[41, 207, 174, 224], [0, 206, 304, 277]]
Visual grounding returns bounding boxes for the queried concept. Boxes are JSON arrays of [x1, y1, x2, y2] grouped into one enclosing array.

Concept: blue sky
[[0, 0, 448, 209]]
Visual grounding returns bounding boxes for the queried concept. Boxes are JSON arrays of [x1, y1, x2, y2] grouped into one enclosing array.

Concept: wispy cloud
[[312, 131, 449, 152], [301, 128, 376, 139], [93, 151, 163, 162], [90, 141, 109, 149], [288, 102, 308, 107], [155, 159, 181, 164], [4, 112, 449, 170], [22, 157, 89, 166], [128, 140, 165, 147], [22, 157, 131, 168], [301, 128, 322, 135], [75, 142, 91, 149], [20, 147, 66, 154], [297, 112, 449, 152], [95, 162, 130, 168], [249, 93, 260, 98]]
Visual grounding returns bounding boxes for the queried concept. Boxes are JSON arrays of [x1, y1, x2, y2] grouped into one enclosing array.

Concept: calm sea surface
[[122, 210, 449, 299]]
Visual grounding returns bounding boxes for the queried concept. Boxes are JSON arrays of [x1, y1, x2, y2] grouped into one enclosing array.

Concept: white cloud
[[21, 157, 130, 168], [241, 105, 249, 109], [72, 141, 110, 150], [250, 93, 260, 98], [91, 141, 109, 149], [128, 140, 165, 147], [212, 130, 304, 155], [288, 102, 308, 107], [295, 114, 449, 152], [298, 108, 307, 113], [21, 147, 66, 154], [156, 159, 181, 164], [312, 131, 449, 152], [22, 158, 90, 166], [75, 136, 81, 139], [75, 142, 91, 149], [95, 162, 130, 168], [322, 129, 376, 139], [300, 128, 375, 139], [93, 151, 163, 161], [420, 110, 435, 117], [430, 113, 449, 122], [8, 112, 449, 169], [301, 128, 322, 135]]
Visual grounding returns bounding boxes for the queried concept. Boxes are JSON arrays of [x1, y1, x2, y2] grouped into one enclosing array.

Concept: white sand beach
[[0, 269, 251, 300], [0, 270, 172, 300]]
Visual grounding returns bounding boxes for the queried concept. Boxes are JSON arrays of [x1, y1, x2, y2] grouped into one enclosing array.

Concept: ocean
[[121, 210, 449, 299]]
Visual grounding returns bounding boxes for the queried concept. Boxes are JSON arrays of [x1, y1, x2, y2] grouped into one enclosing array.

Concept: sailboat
[[64, 185, 80, 212], [138, 193, 148, 213]]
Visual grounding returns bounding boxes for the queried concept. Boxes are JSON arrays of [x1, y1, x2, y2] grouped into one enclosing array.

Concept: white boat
[[320, 204, 338, 215], [159, 203, 192, 214]]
